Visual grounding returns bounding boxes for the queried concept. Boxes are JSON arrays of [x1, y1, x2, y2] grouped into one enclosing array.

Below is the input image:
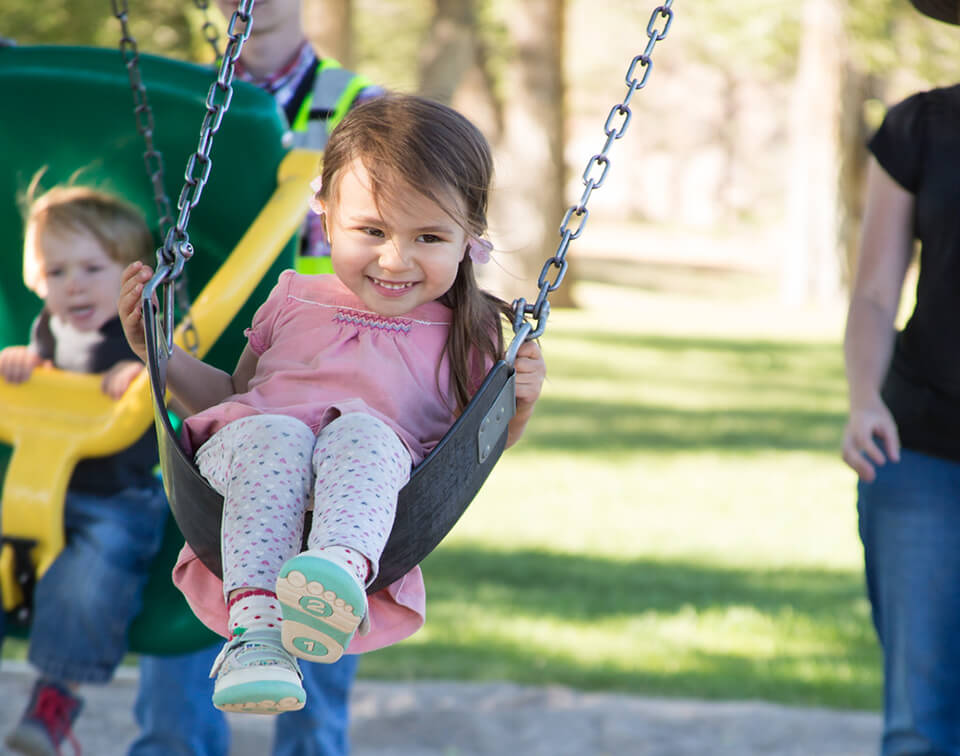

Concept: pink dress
[[173, 271, 459, 652]]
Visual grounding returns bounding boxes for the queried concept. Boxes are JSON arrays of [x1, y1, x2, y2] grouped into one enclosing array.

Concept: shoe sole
[[213, 679, 306, 715], [276, 554, 365, 663]]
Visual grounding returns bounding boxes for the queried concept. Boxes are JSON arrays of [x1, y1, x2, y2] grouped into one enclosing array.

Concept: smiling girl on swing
[[119, 93, 546, 714]]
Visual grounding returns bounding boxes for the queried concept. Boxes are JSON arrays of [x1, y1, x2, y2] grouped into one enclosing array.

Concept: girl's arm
[[506, 340, 546, 448], [118, 261, 259, 415], [841, 157, 915, 482]]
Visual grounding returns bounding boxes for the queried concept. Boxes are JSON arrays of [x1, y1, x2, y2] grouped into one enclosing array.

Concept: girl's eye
[[46, 268, 64, 278], [86, 266, 104, 274], [418, 234, 444, 244], [362, 227, 385, 238]]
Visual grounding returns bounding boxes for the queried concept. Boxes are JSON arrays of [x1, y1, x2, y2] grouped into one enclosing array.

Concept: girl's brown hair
[[318, 94, 511, 413], [22, 173, 154, 296]]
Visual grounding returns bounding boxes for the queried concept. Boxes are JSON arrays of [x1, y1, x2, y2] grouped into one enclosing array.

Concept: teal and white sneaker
[[276, 551, 368, 663], [209, 628, 306, 714]]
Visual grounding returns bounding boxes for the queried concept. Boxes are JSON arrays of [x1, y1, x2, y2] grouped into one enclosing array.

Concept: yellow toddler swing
[[0, 36, 318, 653]]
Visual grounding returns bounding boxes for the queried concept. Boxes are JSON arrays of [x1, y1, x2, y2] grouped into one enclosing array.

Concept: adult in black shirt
[[843, 83, 960, 755]]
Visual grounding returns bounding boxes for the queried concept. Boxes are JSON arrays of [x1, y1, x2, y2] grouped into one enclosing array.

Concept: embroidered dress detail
[[284, 294, 450, 328], [334, 310, 413, 334]]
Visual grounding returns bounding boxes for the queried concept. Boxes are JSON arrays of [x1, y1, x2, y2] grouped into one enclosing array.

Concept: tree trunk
[[418, 0, 501, 141], [487, 0, 573, 309], [781, 0, 848, 303], [839, 68, 876, 289], [303, 0, 352, 65]]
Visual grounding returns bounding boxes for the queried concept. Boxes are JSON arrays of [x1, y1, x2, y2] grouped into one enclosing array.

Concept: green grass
[[4, 267, 880, 711], [355, 275, 880, 710]]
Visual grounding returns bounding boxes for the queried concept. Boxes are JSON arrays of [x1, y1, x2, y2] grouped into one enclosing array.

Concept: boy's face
[[36, 228, 126, 332]]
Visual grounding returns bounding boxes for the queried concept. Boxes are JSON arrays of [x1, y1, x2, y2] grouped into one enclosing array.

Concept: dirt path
[[0, 662, 880, 755]]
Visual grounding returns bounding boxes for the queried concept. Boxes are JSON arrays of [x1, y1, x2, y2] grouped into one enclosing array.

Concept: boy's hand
[[118, 261, 154, 363], [102, 360, 144, 400], [0, 346, 43, 383]]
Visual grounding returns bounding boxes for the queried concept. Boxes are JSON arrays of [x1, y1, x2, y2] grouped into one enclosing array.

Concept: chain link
[[167, 0, 254, 261], [111, 0, 234, 355], [510, 0, 675, 345], [143, 0, 255, 354], [110, 0, 174, 241], [193, 0, 223, 63]]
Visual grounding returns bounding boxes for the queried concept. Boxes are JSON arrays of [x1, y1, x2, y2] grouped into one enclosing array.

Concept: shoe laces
[[26, 683, 82, 756], [210, 628, 303, 680]]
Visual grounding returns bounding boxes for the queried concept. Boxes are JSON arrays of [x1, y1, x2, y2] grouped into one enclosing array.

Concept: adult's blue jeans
[[129, 644, 359, 756], [858, 448, 960, 756], [25, 482, 169, 684]]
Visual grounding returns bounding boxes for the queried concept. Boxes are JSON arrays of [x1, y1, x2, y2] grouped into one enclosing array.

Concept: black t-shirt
[[31, 310, 158, 494], [869, 85, 960, 461]]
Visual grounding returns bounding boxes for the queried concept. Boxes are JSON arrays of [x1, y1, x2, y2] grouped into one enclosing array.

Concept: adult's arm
[[841, 157, 915, 481]]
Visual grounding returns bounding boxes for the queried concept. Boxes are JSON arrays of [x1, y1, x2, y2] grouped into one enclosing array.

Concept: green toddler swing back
[[0, 41, 310, 654]]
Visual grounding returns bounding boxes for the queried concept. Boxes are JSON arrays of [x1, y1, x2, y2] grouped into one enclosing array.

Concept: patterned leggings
[[194, 412, 411, 597]]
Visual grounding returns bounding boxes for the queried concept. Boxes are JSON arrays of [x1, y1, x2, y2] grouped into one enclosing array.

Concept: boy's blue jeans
[[130, 645, 358, 756], [24, 482, 169, 684], [858, 448, 960, 756]]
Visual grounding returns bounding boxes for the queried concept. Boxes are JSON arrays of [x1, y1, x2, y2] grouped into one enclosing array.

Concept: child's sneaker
[[5, 679, 83, 756], [276, 551, 368, 663], [209, 628, 306, 714]]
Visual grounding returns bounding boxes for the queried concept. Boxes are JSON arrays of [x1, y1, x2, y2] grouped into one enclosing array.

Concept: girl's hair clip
[[467, 237, 493, 264], [309, 176, 324, 215]]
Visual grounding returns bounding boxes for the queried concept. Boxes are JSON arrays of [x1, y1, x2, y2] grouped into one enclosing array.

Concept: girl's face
[[33, 227, 126, 332], [323, 159, 468, 317]]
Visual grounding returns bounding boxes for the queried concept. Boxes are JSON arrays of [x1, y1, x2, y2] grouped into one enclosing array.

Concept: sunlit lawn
[[3, 263, 880, 710], [358, 271, 881, 711]]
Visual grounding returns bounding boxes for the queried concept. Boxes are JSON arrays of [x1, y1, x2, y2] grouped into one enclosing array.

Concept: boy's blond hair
[[22, 179, 154, 297]]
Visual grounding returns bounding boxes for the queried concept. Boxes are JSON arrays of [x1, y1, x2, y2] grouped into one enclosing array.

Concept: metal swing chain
[[111, 0, 203, 355], [145, 0, 256, 355], [508, 0, 675, 358], [111, 0, 174, 241], [193, 0, 224, 63]]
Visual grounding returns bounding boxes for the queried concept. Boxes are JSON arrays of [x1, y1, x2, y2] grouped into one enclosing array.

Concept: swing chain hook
[[511, 0, 674, 342]]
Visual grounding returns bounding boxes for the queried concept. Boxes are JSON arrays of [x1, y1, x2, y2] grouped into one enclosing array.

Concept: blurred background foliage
[[5, 0, 960, 303]]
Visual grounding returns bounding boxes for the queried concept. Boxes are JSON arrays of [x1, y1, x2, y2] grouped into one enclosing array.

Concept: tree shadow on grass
[[525, 397, 845, 454], [523, 330, 848, 455], [359, 545, 881, 710]]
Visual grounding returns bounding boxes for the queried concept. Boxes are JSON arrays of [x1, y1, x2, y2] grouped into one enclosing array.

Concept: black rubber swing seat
[[144, 291, 518, 595]]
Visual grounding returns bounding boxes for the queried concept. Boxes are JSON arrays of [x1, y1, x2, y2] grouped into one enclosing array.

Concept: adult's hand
[[842, 399, 900, 482]]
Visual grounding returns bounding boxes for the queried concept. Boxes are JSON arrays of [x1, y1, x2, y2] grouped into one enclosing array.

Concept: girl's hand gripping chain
[[118, 261, 155, 364], [507, 340, 546, 447]]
